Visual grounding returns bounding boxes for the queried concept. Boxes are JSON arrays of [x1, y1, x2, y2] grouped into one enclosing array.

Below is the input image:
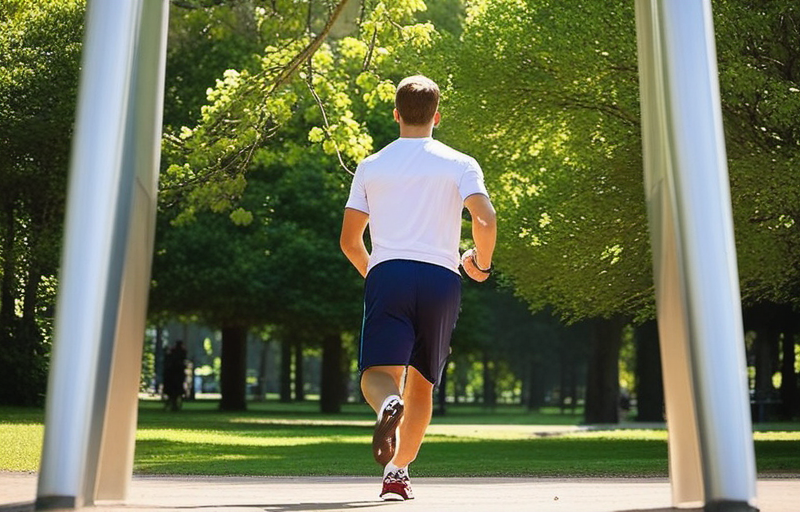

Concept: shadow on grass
[[136, 400, 586, 427], [133, 437, 671, 477], [135, 429, 800, 478]]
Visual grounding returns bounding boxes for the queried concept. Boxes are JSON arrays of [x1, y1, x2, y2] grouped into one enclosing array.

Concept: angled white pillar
[[36, 0, 168, 509], [635, 1, 757, 511], [94, 0, 169, 503], [635, 2, 704, 506]]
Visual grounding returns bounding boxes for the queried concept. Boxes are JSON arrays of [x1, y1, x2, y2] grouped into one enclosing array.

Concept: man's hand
[[461, 248, 491, 282]]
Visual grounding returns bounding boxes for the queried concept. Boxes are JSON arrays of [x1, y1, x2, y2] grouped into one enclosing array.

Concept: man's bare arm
[[463, 193, 497, 282], [340, 208, 370, 278]]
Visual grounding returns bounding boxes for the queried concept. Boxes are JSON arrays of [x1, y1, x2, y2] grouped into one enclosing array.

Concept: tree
[[158, 0, 434, 224], [426, 0, 645, 422], [713, 1, 800, 308], [0, 0, 84, 406], [149, 201, 278, 410], [251, 142, 365, 413], [439, 0, 649, 321], [418, 0, 800, 421]]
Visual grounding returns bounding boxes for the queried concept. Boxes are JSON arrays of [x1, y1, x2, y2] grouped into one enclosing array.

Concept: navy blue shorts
[[359, 259, 462, 385]]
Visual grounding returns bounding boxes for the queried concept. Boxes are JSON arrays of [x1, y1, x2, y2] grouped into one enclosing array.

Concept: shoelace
[[384, 469, 410, 485], [385, 400, 401, 418]]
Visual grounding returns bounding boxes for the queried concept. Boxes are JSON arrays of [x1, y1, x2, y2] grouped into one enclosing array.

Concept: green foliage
[[713, 0, 800, 306], [159, 0, 433, 224], [151, 108, 365, 339], [163, 2, 265, 130], [430, 0, 800, 322], [150, 203, 276, 327], [436, 0, 651, 321], [0, 0, 84, 405]]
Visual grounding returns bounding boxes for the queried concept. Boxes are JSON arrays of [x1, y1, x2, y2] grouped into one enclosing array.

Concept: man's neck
[[398, 124, 434, 138]]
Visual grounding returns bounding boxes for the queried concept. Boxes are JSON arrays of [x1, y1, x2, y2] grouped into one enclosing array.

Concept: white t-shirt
[[345, 137, 489, 274]]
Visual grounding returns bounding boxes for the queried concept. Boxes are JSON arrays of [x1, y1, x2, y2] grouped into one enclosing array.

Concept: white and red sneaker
[[372, 396, 404, 466], [380, 467, 414, 501]]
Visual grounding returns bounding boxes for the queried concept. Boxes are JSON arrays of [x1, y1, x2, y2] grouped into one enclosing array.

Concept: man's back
[[346, 137, 487, 274]]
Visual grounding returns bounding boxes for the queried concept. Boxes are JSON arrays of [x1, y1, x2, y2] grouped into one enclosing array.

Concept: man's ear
[[433, 111, 441, 128], [393, 108, 401, 123]]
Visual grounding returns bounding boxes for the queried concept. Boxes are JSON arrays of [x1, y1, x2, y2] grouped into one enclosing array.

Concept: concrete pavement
[[2, 472, 799, 512]]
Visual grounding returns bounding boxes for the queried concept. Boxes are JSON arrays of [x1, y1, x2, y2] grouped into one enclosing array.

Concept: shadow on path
[[0, 501, 702, 512], [0, 503, 33, 512]]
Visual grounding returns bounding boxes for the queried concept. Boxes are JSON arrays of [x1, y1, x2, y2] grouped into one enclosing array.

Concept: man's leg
[[361, 365, 405, 412], [392, 365, 433, 467], [377, 366, 431, 501], [362, 365, 406, 467]]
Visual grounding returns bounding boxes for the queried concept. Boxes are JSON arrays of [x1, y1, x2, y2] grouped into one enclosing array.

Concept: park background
[[1, 0, 799, 477]]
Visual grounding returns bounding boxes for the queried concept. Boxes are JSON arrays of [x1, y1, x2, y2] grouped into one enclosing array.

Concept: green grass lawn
[[2, 400, 799, 477]]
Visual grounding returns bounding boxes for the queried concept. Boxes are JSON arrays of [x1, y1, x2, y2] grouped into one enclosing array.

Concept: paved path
[[2, 472, 799, 512]]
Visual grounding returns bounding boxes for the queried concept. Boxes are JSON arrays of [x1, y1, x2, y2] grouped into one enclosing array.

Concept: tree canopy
[[0, 0, 84, 405], [159, 0, 433, 225], [427, 0, 800, 322], [430, 0, 650, 322]]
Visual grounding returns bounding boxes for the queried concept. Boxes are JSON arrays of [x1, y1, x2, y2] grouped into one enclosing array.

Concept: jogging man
[[340, 75, 497, 501]]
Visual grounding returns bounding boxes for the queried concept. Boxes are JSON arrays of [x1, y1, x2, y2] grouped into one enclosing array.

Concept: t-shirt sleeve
[[345, 163, 369, 214], [458, 158, 489, 200]]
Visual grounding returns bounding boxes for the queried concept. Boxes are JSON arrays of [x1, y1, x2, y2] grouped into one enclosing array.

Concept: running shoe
[[380, 468, 414, 501], [373, 397, 404, 466]]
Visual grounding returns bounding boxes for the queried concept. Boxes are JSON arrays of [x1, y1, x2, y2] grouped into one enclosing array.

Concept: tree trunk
[[154, 326, 165, 394], [584, 316, 625, 423], [482, 351, 496, 408], [635, 320, 664, 422], [18, 264, 45, 405], [255, 339, 269, 402], [434, 366, 447, 416], [454, 356, 467, 404], [294, 337, 305, 401], [21, 265, 40, 330], [526, 357, 545, 411], [280, 336, 292, 403], [320, 333, 342, 413], [779, 308, 799, 419], [559, 347, 569, 413], [0, 206, 16, 331], [219, 325, 248, 411], [751, 327, 777, 422], [569, 367, 578, 414], [753, 328, 775, 397]]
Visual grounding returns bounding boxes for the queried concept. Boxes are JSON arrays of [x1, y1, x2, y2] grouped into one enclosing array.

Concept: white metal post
[[635, 1, 758, 510], [36, 0, 168, 508], [635, 1, 705, 506], [94, 0, 169, 503]]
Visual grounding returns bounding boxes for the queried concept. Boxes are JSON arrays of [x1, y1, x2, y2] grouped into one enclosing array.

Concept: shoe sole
[[372, 401, 404, 466]]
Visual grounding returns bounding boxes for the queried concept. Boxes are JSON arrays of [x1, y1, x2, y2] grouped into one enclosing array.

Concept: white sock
[[384, 462, 408, 478], [378, 394, 401, 419]]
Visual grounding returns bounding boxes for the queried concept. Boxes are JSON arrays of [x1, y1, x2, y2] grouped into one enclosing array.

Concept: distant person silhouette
[[163, 340, 187, 411]]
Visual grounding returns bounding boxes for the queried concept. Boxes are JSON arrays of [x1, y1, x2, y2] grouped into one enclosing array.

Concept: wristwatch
[[471, 251, 491, 274]]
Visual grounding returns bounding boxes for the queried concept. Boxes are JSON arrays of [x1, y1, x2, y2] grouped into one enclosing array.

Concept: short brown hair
[[395, 75, 440, 126]]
